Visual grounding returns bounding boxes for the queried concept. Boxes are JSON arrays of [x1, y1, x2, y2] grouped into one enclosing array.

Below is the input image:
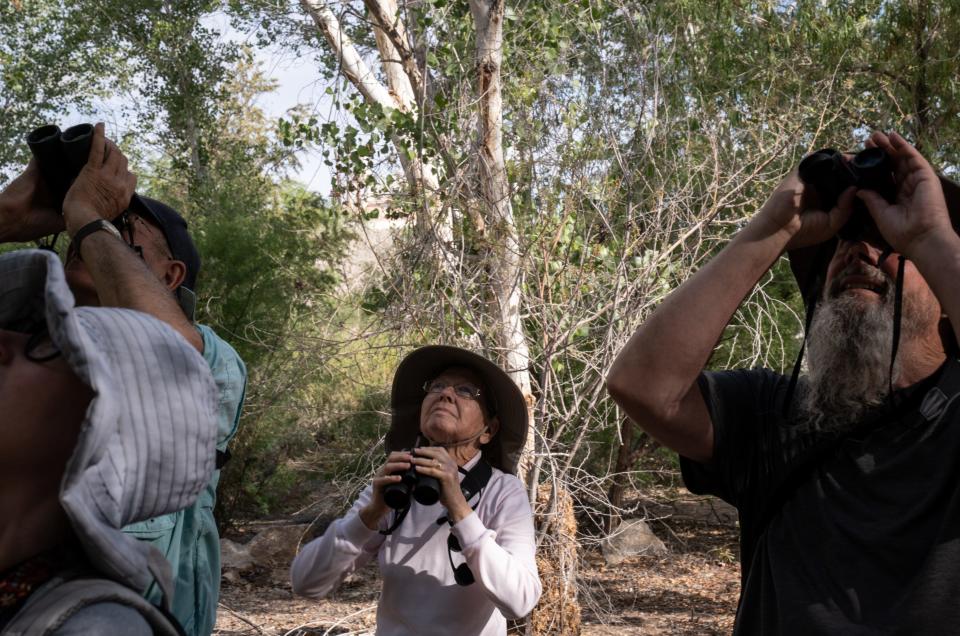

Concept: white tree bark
[[363, 0, 425, 103], [469, 0, 536, 485], [300, 0, 400, 111], [299, 0, 448, 243], [364, 0, 446, 242]]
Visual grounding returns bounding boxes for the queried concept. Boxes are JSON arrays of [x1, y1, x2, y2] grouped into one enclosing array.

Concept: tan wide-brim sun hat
[[386, 345, 529, 475]]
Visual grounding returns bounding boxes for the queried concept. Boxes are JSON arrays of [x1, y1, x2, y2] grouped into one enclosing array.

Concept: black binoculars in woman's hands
[[383, 439, 441, 510], [25, 123, 95, 209], [798, 147, 897, 241]]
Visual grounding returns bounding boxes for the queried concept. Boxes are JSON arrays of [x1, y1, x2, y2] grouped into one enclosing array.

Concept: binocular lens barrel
[[25, 123, 95, 207], [61, 123, 93, 143], [798, 149, 840, 184], [413, 476, 441, 506], [61, 124, 94, 179], [383, 483, 412, 510], [850, 147, 895, 199], [27, 124, 62, 146], [850, 147, 886, 171], [383, 469, 441, 509], [799, 148, 852, 211], [26, 125, 68, 197]]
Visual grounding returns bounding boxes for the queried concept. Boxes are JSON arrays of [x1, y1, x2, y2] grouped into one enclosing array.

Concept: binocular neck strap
[[783, 276, 823, 418], [886, 254, 906, 406], [37, 232, 62, 253], [380, 505, 411, 536], [783, 243, 837, 417]]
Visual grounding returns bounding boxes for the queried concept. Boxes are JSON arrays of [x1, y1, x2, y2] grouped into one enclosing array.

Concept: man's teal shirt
[[123, 324, 247, 636]]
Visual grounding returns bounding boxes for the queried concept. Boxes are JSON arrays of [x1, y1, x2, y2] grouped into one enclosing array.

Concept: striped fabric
[[0, 250, 218, 604]]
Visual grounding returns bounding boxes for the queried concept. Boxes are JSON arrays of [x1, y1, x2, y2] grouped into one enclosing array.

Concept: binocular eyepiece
[[25, 123, 95, 211], [383, 442, 441, 510], [798, 147, 897, 241]]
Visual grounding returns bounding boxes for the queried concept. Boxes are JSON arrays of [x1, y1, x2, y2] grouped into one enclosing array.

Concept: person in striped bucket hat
[[0, 249, 218, 635]]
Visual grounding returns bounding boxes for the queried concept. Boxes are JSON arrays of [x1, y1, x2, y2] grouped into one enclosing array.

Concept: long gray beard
[[801, 293, 895, 427]]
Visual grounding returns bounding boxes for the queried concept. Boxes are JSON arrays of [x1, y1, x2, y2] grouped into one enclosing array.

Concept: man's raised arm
[[0, 123, 203, 352], [606, 172, 853, 462], [60, 124, 203, 352]]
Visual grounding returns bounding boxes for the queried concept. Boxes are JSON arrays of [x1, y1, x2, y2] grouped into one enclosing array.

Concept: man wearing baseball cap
[[291, 345, 542, 635], [0, 249, 218, 634], [0, 123, 246, 636]]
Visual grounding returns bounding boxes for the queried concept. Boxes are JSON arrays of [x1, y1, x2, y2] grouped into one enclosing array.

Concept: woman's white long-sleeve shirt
[[290, 453, 542, 635]]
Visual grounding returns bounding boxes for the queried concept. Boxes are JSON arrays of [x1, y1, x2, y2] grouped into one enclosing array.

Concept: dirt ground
[[213, 507, 740, 636]]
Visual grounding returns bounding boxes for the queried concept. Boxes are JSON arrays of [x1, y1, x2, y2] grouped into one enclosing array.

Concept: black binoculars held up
[[26, 124, 95, 210], [798, 147, 897, 241], [383, 440, 441, 510]]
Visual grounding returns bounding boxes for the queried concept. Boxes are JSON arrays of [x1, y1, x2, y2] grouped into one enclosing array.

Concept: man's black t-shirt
[[680, 357, 960, 635]]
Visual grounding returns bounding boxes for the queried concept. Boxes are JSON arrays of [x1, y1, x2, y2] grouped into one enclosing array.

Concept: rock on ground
[[248, 524, 314, 568], [221, 538, 255, 573], [601, 519, 669, 565]]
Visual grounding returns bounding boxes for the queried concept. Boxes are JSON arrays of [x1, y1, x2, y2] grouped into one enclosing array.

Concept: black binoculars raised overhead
[[798, 147, 897, 241], [26, 124, 95, 210], [383, 440, 441, 510]]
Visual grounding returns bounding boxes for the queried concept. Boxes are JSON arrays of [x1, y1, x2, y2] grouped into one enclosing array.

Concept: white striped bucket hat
[[0, 249, 218, 603]]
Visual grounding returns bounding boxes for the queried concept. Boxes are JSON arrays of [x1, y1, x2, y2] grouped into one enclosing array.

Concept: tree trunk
[[365, 0, 447, 244], [607, 416, 636, 534], [468, 0, 536, 482], [607, 426, 658, 534], [469, 2, 578, 634], [912, 0, 931, 149]]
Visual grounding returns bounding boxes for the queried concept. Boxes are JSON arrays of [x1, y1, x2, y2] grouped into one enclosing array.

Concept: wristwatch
[[71, 219, 123, 254]]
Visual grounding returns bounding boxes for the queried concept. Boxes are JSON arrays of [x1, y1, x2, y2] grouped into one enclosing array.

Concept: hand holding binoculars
[[798, 147, 897, 241], [25, 123, 95, 211], [383, 439, 442, 510]]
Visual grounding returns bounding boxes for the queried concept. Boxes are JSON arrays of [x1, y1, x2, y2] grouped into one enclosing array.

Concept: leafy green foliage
[[0, 1, 122, 175], [4, 0, 960, 524], [136, 52, 356, 522]]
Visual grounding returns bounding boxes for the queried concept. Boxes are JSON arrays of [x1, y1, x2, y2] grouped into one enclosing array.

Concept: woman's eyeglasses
[[423, 379, 482, 401]]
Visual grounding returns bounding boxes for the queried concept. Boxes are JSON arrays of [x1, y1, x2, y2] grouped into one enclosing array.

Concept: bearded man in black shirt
[[607, 131, 960, 635]]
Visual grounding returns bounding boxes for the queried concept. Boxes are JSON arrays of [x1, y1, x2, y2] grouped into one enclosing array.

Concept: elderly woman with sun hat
[[291, 345, 542, 635]]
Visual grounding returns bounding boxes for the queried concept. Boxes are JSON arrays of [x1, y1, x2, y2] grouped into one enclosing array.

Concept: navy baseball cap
[[128, 194, 201, 320], [128, 194, 201, 292]]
